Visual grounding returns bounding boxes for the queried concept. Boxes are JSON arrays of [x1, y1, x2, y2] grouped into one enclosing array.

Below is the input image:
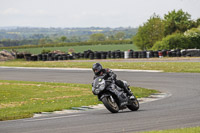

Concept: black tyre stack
[[162, 50, 167, 57], [42, 54, 48, 61], [84, 50, 89, 59], [133, 51, 138, 58], [181, 49, 187, 57], [115, 50, 121, 58], [138, 51, 146, 58], [31, 55, 38, 61], [24, 53, 31, 61], [107, 51, 112, 59], [37, 54, 42, 61], [94, 51, 101, 59], [176, 49, 182, 57], [89, 52, 94, 60], [47, 53, 53, 61], [101, 52, 107, 59], [16, 53, 24, 59], [153, 51, 159, 58], [83, 50, 93, 59], [111, 51, 115, 59], [120, 51, 124, 58], [167, 51, 172, 57], [147, 51, 154, 58], [171, 50, 177, 57], [129, 50, 134, 58], [17, 49, 200, 61]]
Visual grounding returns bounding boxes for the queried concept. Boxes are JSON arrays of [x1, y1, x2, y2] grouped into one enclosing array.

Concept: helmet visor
[[94, 69, 99, 73]]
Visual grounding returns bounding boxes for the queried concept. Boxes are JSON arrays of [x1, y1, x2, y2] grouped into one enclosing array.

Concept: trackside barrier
[[19, 49, 200, 61], [124, 51, 129, 59]]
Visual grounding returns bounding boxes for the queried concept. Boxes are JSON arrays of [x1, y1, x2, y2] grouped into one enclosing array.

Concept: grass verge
[[0, 60, 200, 73], [139, 126, 200, 133], [0, 80, 158, 121]]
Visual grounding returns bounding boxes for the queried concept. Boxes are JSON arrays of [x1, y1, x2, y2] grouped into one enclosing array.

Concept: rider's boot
[[124, 87, 135, 100]]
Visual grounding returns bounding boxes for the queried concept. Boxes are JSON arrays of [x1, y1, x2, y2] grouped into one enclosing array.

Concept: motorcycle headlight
[[99, 82, 105, 90], [92, 83, 105, 95], [94, 88, 100, 95], [92, 80, 106, 95], [92, 87, 101, 95]]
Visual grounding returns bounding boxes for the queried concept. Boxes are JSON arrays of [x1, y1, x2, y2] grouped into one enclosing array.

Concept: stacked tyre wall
[[16, 49, 200, 61]]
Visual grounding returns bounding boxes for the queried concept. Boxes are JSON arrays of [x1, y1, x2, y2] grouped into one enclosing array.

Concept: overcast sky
[[0, 0, 200, 28]]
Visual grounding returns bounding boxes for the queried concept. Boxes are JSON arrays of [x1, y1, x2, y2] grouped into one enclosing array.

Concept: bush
[[41, 49, 51, 54], [152, 33, 190, 50], [152, 41, 168, 50], [184, 26, 200, 49]]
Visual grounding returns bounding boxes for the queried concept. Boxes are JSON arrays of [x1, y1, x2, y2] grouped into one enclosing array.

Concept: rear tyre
[[102, 96, 119, 113], [127, 98, 139, 111]]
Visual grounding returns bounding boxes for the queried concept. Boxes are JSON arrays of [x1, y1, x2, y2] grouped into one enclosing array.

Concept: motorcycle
[[92, 75, 139, 113]]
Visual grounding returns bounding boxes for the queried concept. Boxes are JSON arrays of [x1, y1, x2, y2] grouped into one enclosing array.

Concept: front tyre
[[127, 98, 139, 111], [102, 96, 119, 113]]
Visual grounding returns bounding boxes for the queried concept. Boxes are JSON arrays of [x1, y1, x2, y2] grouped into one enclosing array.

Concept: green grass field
[[1, 60, 200, 73], [0, 80, 157, 121], [12, 44, 138, 54], [139, 126, 200, 133]]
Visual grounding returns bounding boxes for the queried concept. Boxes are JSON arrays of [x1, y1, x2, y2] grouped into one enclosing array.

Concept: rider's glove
[[111, 75, 116, 81], [107, 77, 113, 81]]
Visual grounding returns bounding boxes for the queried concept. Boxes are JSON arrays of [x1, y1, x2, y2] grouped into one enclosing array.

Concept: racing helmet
[[92, 63, 103, 75]]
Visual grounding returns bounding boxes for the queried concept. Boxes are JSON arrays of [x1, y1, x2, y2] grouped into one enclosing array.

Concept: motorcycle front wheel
[[102, 96, 119, 113]]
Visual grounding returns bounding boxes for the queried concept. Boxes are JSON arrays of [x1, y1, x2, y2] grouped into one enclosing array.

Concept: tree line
[[133, 9, 200, 50], [0, 27, 137, 48]]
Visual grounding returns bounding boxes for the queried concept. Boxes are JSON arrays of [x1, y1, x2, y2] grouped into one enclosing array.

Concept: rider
[[92, 63, 135, 99]]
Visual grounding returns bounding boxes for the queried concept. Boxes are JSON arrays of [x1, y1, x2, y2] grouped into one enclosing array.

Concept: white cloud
[[34, 10, 48, 15], [0, 0, 199, 27], [0, 8, 21, 15]]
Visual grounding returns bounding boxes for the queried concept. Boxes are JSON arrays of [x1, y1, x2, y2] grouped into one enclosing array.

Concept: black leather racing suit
[[93, 68, 132, 96]]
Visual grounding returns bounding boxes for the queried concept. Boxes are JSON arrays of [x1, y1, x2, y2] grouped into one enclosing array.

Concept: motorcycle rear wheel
[[127, 98, 139, 111], [102, 96, 119, 113]]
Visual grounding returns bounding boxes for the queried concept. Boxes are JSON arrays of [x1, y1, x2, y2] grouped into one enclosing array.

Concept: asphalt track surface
[[0, 67, 200, 133]]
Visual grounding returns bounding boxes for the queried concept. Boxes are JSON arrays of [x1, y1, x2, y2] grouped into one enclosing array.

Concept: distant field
[[13, 44, 139, 54]]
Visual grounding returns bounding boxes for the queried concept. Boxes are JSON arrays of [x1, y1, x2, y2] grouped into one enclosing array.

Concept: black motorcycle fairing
[[106, 84, 128, 107], [92, 75, 129, 108], [99, 93, 112, 101]]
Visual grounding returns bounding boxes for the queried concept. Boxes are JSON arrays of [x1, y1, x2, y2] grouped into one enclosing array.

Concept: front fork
[[110, 95, 115, 103]]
